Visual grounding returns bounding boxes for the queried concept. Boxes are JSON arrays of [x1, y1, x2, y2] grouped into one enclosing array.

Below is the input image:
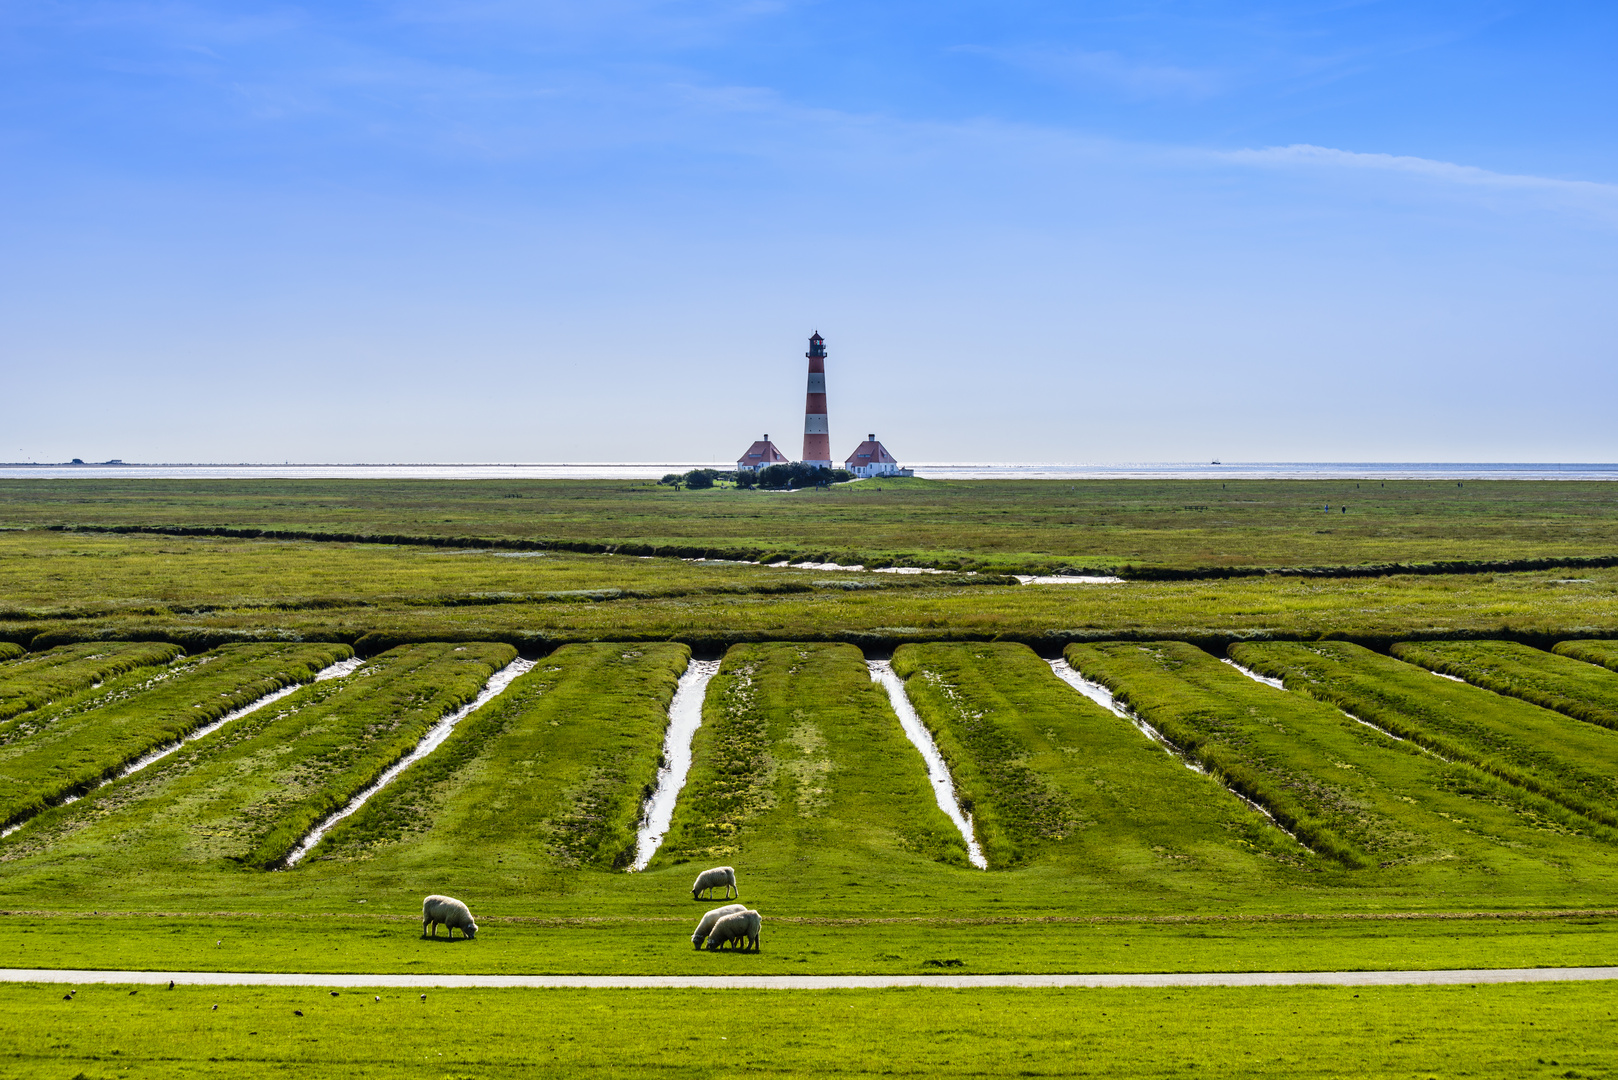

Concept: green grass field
[[1063, 641, 1618, 890], [6, 475, 1618, 574], [5, 530, 1618, 651], [0, 643, 350, 831], [1557, 639, 1618, 674], [1, 643, 514, 878], [5, 479, 1618, 1072], [0, 641, 184, 722], [650, 642, 971, 883], [890, 642, 1305, 873], [1393, 639, 1618, 730], [1231, 641, 1618, 833], [3, 980, 1613, 1078], [308, 642, 688, 876]]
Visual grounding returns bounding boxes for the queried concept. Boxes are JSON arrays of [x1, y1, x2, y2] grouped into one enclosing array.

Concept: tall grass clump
[[307, 643, 688, 872], [1393, 640, 1618, 732], [891, 642, 1309, 875], [0, 644, 21, 664], [1554, 640, 1618, 675], [0, 642, 184, 722], [0, 642, 351, 831], [2, 642, 514, 871], [1231, 641, 1618, 833]]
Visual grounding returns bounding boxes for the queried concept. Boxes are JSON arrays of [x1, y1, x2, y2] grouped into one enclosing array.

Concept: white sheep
[[704, 909, 761, 952], [691, 903, 747, 949], [422, 894, 478, 940], [691, 865, 737, 901]]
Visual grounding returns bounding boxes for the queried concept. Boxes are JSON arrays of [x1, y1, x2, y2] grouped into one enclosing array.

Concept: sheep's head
[[463, 921, 478, 939], [691, 934, 705, 949]]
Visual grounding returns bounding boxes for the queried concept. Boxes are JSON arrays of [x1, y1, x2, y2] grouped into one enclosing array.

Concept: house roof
[[738, 440, 789, 465], [844, 439, 898, 467]]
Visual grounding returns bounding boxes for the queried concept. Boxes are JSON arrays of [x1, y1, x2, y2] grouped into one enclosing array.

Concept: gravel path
[[4, 967, 1615, 989]]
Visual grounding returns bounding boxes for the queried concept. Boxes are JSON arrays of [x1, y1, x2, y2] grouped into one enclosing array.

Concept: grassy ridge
[[651, 643, 969, 883], [3, 982, 1615, 1078], [1232, 641, 1618, 832], [0, 642, 514, 872], [0, 643, 19, 662], [1555, 639, 1618, 673], [891, 643, 1079, 866], [1062, 641, 1617, 876], [0, 642, 351, 829], [0, 641, 184, 721], [1392, 640, 1618, 731], [890, 642, 1309, 874], [308, 643, 688, 876]]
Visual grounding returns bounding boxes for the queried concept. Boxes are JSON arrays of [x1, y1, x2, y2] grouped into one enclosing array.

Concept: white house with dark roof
[[844, 434, 908, 478], [736, 435, 790, 472]]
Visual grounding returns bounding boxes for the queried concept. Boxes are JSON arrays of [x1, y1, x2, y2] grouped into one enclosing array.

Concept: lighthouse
[[801, 332, 832, 468]]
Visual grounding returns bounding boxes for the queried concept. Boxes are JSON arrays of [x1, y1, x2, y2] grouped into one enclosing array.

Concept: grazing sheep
[[691, 866, 737, 901], [422, 894, 479, 940], [704, 909, 762, 952], [691, 903, 747, 949]]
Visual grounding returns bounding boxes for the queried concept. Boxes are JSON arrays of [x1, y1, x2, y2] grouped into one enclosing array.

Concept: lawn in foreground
[[3, 981, 1612, 1078], [6, 909, 1618, 979]]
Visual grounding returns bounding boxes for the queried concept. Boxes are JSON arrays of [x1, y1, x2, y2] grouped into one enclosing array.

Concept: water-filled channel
[[281, 657, 535, 867], [1221, 657, 1285, 690], [632, 659, 720, 871], [867, 660, 988, 870]]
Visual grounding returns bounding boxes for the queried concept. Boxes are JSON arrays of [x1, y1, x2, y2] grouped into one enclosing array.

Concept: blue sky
[[3, 1, 1615, 463]]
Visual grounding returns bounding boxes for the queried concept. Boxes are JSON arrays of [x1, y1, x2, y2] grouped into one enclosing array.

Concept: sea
[[1, 462, 1615, 481]]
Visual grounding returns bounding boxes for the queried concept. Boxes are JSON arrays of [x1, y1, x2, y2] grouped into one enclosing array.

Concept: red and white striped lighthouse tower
[[801, 332, 832, 468]]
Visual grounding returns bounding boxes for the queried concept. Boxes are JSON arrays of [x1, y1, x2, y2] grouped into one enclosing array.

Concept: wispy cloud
[[1222, 143, 1618, 223]]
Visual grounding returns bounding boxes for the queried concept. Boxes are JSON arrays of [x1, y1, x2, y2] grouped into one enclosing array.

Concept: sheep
[[691, 903, 747, 949], [704, 909, 762, 952], [691, 866, 737, 901], [422, 894, 478, 940]]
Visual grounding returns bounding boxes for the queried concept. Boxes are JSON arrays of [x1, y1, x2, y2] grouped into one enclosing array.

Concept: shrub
[[756, 463, 844, 489]]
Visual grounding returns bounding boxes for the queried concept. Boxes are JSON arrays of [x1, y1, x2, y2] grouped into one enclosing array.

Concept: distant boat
[[1210, 459, 1221, 465]]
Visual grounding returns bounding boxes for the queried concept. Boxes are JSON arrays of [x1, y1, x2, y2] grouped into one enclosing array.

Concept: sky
[[2, 1, 1615, 464]]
